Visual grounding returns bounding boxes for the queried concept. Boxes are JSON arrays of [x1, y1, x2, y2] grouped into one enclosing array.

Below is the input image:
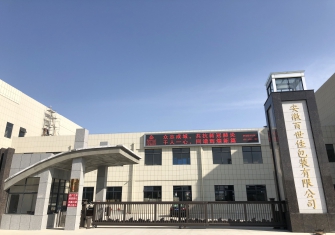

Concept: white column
[[95, 166, 107, 201], [197, 147, 204, 201], [74, 129, 89, 149], [31, 169, 52, 230], [64, 158, 85, 230]]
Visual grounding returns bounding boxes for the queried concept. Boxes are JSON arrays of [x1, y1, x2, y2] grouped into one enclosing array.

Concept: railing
[[90, 201, 286, 228]]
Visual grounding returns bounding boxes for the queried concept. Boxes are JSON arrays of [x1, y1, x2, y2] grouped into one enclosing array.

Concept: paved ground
[[0, 226, 333, 235]]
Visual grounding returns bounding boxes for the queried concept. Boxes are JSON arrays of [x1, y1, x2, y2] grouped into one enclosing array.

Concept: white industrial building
[[0, 72, 335, 231]]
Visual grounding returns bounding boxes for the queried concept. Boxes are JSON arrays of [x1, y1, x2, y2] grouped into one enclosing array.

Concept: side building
[[0, 79, 82, 148], [315, 72, 335, 189]]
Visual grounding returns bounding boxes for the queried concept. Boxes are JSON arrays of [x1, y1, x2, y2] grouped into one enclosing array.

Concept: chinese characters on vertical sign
[[67, 193, 78, 207], [282, 101, 326, 213], [290, 104, 316, 209], [67, 179, 79, 207]]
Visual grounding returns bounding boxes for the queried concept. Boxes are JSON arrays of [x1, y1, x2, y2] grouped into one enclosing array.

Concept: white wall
[[84, 128, 277, 202], [9, 128, 278, 202], [0, 79, 81, 149]]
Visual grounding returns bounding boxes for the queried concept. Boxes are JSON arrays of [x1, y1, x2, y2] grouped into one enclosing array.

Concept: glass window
[[242, 146, 263, 164], [0, 153, 4, 171], [246, 185, 267, 201], [145, 149, 162, 165], [214, 185, 235, 201], [212, 147, 232, 164], [173, 186, 192, 201], [144, 186, 162, 201], [82, 187, 94, 202], [267, 82, 273, 96], [326, 144, 335, 162], [48, 179, 69, 214], [173, 148, 190, 165], [106, 187, 122, 202], [4, 122, 14, 138], [6, 177, 40, 214], [275, 78, 304, 92], [18, 127, 26, 137]]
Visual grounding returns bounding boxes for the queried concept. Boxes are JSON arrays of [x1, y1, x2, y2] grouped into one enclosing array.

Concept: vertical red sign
[[67, 192, 78, 207]]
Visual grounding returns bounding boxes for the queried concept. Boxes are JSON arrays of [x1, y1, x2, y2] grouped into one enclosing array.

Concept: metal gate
[[90, 201, 286, 228]]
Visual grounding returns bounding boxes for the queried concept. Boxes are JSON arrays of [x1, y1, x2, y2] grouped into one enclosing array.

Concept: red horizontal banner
[[145, 131, 259, 147]]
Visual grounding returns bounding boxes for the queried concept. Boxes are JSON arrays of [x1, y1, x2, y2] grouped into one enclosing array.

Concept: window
[[6, 177, 40, 214], [82, 187, 94, 202], [267, 82, 273, 96], [0, 153, 4, 171], [246, 185, 267, 201], [145, 149, 162, 165], [173, 186, 192, 201], [326, 144, 335, 162], [100, 141, 108, 146], [106, 187, 122, 202], [144, 186, 162, 201], [275, 77, 304, 92], [18, 127, 26, 137], [212, 147, 232, 164], [214, 185, 235, 201], [242, 146, 263, 164], [48, 179, 69, 214], [4, 122, 13, 138], [173, 148, 190, 165]]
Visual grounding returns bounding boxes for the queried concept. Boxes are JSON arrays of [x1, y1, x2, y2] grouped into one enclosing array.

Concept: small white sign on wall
[[282, 100, 327, 213]]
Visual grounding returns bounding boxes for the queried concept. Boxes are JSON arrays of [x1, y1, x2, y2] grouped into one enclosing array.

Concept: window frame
[[246, 185, 267, 201], [267, 82, 273, 96], [82, 187, 94, 202], [172, 148, 190, 165], [212, 147, 232, 164], [326, 144, 335, 162], [48, 178, 69, 214], [242, 146, 263, 164], [0, 153, 4, 171], [106, 187, 122, 202], [275, 77, 304, 92], [145, 149, 162, 165], [143, 186, 162, 202], [214, 185, 235, 201], [6, 177, 40, 215], [173, 186, 192, 201], [4, 122, 14, 138], [18, 127, 26, 137]]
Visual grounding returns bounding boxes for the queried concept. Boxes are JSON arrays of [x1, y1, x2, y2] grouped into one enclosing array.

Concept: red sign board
[[145, 131, 259, 147], [67, 193, 78, 207]]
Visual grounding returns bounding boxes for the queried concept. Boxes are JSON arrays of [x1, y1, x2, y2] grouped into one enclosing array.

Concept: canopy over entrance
[[4, 145, 141, 190]]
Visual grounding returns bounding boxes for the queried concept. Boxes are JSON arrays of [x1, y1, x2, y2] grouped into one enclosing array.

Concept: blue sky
[[1, 1, 334, 134]]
